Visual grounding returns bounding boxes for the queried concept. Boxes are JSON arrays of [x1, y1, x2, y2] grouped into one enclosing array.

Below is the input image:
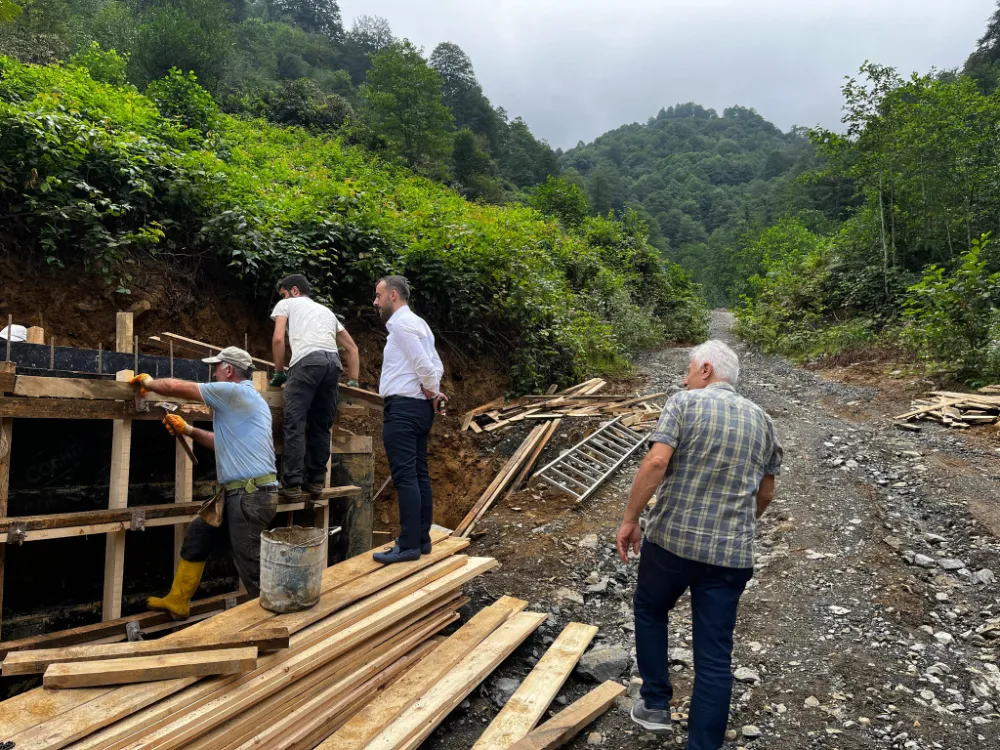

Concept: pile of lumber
[[895, 389, 1000, 428], [0, 536, 619, 750], [461, 379, 665, 434]]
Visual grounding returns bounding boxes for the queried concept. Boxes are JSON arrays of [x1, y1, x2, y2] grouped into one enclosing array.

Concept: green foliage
[[131, 0, 233, 90], [899, 234, 1000, 374], [0, 55, 708, 391], [68, 41, 127, 85], [563, 103, 835, 306], [146, 68, 219, 135], [359, 41, 453, 170], [530, 176, 590, 228], [265, 78, 352, 130], [0, 0, 22, 23]]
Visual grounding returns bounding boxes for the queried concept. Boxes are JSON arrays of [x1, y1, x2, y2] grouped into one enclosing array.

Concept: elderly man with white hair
[[616, 339, 783, 749]]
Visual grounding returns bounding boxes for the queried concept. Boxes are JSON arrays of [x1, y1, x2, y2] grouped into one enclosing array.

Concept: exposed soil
[[424, 312, 1000, 750]]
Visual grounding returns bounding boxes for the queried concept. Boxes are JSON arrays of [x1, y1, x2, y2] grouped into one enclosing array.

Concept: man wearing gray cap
[[131, 346, 278, 618]]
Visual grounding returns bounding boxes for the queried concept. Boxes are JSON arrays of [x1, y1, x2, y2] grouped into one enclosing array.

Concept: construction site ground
[[426, 311, 1000, 750]]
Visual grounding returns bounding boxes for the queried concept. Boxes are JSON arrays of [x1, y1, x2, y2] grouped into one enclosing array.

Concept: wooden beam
[[115, 313, 134, 356], [338, 383, 383, 409], [174, 434, 193, 569], [471, 622, 598, 750], [13, 375, 194, 403], [0, 502, 203, 533], [0, 372, 14, 393], [362, 611, 548, 750], [44, 646, 259, 689], [0, 396, 214, 421], [150, 332, 273, 369], [0, 537, 470, 748], [3, 627, 288, 675], [0, 592, 245, 660], [26, 326, 45, 344], [0, 415, 10, 641], [505, 681, 625, 750], [321, 595, 529, 750], [102, 369, 132, 621]]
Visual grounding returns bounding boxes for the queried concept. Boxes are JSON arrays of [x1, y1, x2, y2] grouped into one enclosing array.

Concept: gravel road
[[428, 311, 1000, 750]]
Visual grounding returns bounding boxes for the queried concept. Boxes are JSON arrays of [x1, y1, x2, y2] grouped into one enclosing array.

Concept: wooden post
[[252, 371, 268, 392], [0, 413, 11, 640], [328, 434, 374, 562], [174, 436, 193, 570], [26, 327, 44, 345], [115, 312, 133, 355], [104, 311, 134, 620]]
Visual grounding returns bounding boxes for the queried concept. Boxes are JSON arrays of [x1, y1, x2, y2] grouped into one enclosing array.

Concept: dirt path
[[430, 311, 1000, 750]]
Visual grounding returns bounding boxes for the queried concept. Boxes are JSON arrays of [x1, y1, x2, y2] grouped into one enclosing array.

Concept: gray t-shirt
[[199, 381, 276, 484]]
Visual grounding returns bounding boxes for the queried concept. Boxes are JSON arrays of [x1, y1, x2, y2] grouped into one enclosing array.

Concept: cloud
[[339, 0, 995, 148]]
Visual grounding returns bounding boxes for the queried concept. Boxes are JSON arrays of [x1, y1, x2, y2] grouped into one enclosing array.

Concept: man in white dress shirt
[[372, 275, 447, 564]]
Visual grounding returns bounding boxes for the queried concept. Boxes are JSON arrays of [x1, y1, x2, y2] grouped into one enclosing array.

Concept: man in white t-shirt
[[270, 274, 360, 499]]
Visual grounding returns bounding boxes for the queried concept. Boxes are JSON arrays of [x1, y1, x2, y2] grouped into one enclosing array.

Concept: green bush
[[0, 55, 708, 391]]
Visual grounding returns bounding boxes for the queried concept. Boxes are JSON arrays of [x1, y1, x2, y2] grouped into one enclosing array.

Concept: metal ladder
[[531, 416, 646, 502]]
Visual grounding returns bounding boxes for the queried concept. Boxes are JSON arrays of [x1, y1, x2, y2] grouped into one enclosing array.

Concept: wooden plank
[[484, 408, 542, 433], [461, 398, 508, 431], [0, 372, 14, 393], [13, 376, 192, 403], [3, 628, 288, 676], [362, 611, 548, 750], [150, 333, 272, 369], [228, 616, 451, 750], [471, 622, 598, 750], [597, 392, 666, 411], [175, 434, 194, 569], [895, 398, 967, 420], [103, 369, 132, 622], [338, 383, 383, 409], [185, 597, 463, 750], [0, 414, 10, 641], [453, 425, 547, 536], [320, 595, 529, 750], [26, 326, 45, 344], [44, 647, 259, 689], [508, 419, 560, 496], [0, 592, 244, 660], [0, 533, 459, 746], [115, 313, 134, 357], [0, 502, 204, 533], [0, 397, 214, 421], [96, 560, 495, 750], [505, 681, 625, 750]]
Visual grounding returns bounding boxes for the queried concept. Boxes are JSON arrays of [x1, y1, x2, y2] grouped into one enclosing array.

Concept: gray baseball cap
[[202, 346, 254, 371]]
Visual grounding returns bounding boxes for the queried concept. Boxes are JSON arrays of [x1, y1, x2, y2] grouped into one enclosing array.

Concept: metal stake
[[49, 337, 55, 370], [97, 342, 103, 374], [5, 314, 10, 361], [133, 335, 139, 373]]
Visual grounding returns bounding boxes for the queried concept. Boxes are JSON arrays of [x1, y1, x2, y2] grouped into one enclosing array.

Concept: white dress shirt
[[379, 306, 444, 399]]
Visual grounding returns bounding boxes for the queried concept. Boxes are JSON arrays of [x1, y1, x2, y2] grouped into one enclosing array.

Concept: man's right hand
[[616, 520, 642, 564], [163, 414, 194, 437], [130, 373, 153, 396], [269, 371, 288, 388]]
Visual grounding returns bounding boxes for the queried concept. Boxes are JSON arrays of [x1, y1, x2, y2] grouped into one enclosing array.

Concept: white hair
[[689, 339, 740, 385]]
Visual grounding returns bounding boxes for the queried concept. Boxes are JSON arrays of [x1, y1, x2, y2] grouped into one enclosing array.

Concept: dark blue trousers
[[633, 539, 753, 750], [382, 396, 435, 551]]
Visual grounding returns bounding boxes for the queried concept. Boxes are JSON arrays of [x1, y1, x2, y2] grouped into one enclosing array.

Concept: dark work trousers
[[180, 487, 278, 598], [282, 350, 341, 488], [633, 539, 753, 750], [382, 396, 435, 551]]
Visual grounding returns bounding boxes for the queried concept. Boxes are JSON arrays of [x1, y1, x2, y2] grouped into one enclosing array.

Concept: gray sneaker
[[630, 698, 673, 733]]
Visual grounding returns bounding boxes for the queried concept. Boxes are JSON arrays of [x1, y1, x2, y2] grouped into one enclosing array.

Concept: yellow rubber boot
[[147, 559, 205, 620]]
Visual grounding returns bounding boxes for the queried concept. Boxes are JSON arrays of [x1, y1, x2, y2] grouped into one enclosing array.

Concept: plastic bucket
[[259, 526, 326, 613]]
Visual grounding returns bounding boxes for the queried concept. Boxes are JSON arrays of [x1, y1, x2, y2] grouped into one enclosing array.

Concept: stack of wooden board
[[0, 535, 505, 749], [895, 389, 1000, 428], [461, 379, 665, 434]]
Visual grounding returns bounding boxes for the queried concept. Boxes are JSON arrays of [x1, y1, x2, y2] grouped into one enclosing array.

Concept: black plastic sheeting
[[2, 345, 245, 639]]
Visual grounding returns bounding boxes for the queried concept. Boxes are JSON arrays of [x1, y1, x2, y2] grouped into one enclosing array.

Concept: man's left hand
[[616, 521, 642, 564]]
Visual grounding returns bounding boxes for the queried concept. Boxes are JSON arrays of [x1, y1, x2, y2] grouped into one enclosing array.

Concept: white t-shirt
[[270, 296, 345, 369]]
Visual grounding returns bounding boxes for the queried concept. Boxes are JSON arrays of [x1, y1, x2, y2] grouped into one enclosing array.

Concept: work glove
[[130, 373, 153, 397], [163, 414, 194, 437], [345, 378, 359, 388], [269, 371, 288, 388]]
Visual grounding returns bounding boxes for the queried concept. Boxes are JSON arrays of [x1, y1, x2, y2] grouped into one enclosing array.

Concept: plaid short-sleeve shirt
[[645, 382, 782, 569]]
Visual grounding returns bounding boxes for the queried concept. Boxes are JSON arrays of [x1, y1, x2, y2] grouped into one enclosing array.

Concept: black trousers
[[282, 350, 341, 487], [180, 488, 278, 598], [382, 396, 435, 551]]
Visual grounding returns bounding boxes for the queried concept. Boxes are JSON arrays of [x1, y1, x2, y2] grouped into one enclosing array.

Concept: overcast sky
[[338, 0, 996, 150]]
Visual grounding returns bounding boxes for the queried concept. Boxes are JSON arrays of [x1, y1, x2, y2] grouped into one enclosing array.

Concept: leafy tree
[[69, 41, 128, 85], [429, 41, 499, 145], [341, 14, 392, 84], [531, 176, 590, 228], [270, 0, 342, 42], [131, 0, 234, 90], [0, 0, 22, 22], [360, 41, 452, 168]]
